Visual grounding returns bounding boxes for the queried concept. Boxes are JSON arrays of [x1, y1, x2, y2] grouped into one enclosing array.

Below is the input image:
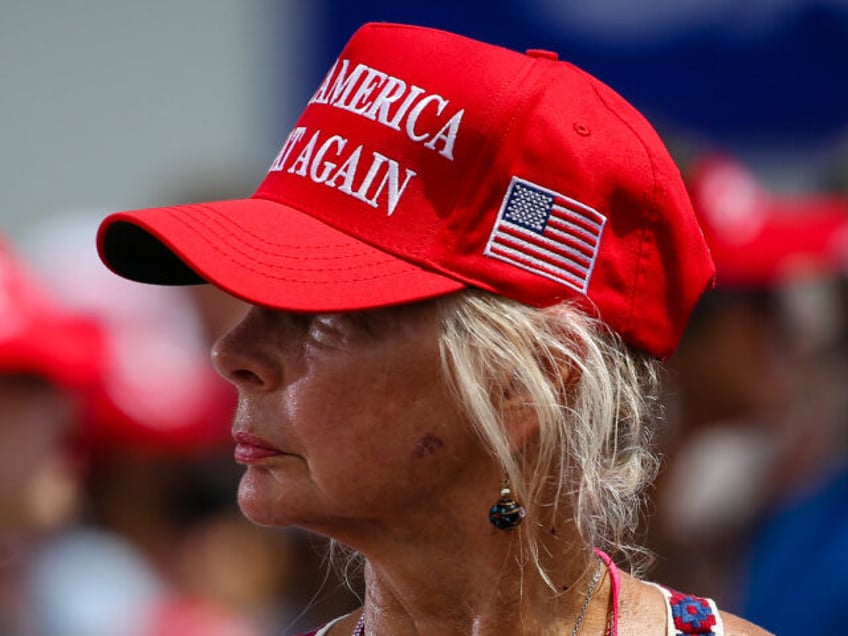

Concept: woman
[[96, 22, 772, 636]]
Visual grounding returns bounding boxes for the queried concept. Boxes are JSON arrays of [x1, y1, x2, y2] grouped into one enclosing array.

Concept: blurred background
[[2, 1, 848, 634]]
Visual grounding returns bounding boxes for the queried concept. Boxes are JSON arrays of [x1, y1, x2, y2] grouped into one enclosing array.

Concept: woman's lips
[[233, 431, 283, 463]]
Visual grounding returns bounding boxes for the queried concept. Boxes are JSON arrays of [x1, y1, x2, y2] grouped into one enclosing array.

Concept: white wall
[[0, 0, 312, 240]]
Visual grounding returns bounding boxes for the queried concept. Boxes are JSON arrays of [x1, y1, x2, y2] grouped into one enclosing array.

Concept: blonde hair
[[437, 290, 662, 580]]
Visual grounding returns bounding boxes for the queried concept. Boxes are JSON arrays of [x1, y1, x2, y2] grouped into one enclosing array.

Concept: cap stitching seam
[[190, 203, 364, 254], [436, 55, 541, 282], [169, 208, 421, 282], [587, 80, 658, 344], [176, 206, 393, 269]]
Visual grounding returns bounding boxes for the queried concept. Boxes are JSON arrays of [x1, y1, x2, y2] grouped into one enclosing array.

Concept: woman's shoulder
[[622, 574, 773, 636], [718, 610, 775, 636]]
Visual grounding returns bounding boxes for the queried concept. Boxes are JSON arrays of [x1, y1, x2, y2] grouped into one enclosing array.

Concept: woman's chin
[[237, 467, 326, 529], [237, 470, 293, 527]]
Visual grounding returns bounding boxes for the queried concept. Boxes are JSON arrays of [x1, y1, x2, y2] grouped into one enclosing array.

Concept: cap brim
[[98, 198, 466, 312]]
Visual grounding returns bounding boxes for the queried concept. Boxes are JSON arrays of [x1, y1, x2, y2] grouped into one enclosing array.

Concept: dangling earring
[[488, 476, 525, 531]]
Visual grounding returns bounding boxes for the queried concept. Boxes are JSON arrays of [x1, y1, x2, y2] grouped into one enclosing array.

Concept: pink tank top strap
[[594, 548, 620, 636]]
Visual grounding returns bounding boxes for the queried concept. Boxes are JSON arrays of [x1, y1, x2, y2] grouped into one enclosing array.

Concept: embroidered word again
[[269, 127, 417, 216]]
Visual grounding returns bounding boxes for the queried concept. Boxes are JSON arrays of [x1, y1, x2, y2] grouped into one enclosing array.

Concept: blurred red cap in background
[[687, 154, 848, 289], [0, 234, 105, 392]]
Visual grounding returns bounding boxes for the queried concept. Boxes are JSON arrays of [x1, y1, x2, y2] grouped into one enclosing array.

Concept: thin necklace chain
[[351, 557, 606, 636], [571, 557, 604, 636]]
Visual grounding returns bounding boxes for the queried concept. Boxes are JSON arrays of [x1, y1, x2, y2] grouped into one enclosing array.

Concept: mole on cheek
[[414, 433, 445, 459]]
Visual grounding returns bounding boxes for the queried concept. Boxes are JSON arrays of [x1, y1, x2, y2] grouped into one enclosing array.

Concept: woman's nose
[[211, 307, 281, 391]]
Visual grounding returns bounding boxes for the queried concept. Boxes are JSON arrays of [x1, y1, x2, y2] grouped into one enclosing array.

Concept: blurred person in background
[[732, 175, 848, 632], [17, 213, 265, 636], [21, 212, 360, 636], [0, 232, 104, 635], [648, 153, 848, 633]]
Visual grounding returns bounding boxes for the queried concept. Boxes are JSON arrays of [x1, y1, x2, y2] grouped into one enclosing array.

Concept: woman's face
[[212, 301, 489, 534]]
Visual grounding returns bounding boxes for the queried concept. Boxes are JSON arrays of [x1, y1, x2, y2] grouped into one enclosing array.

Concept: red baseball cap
[[687, 154, 848, 288], [98, 22, 714, 359], [0, 235, 104, 389]]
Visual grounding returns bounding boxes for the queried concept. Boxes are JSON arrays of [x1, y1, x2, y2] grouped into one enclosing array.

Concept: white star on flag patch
[[484, 177, 607, 294]]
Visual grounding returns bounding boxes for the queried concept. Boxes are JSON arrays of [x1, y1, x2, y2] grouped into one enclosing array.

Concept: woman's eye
[[303, 310, 385, 349], [306, 314, 348, 346]]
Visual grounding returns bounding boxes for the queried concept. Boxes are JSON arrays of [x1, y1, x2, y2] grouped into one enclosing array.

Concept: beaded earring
[[488, 476, 526, 530]]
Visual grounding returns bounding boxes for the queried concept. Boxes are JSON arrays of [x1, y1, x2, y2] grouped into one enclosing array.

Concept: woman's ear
[[501, 357, 571, 453], [502, 396, 539, 453]]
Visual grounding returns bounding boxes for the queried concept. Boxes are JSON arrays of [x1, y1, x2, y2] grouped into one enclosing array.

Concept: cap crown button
[[525, 48, 558, 60]]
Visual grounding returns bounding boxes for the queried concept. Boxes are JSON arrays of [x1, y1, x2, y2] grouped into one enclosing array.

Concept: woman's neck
[[349, 525, 608, 636]]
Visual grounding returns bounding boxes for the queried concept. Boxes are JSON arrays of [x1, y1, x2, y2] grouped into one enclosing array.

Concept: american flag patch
[[484, 177, 607, 294]]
